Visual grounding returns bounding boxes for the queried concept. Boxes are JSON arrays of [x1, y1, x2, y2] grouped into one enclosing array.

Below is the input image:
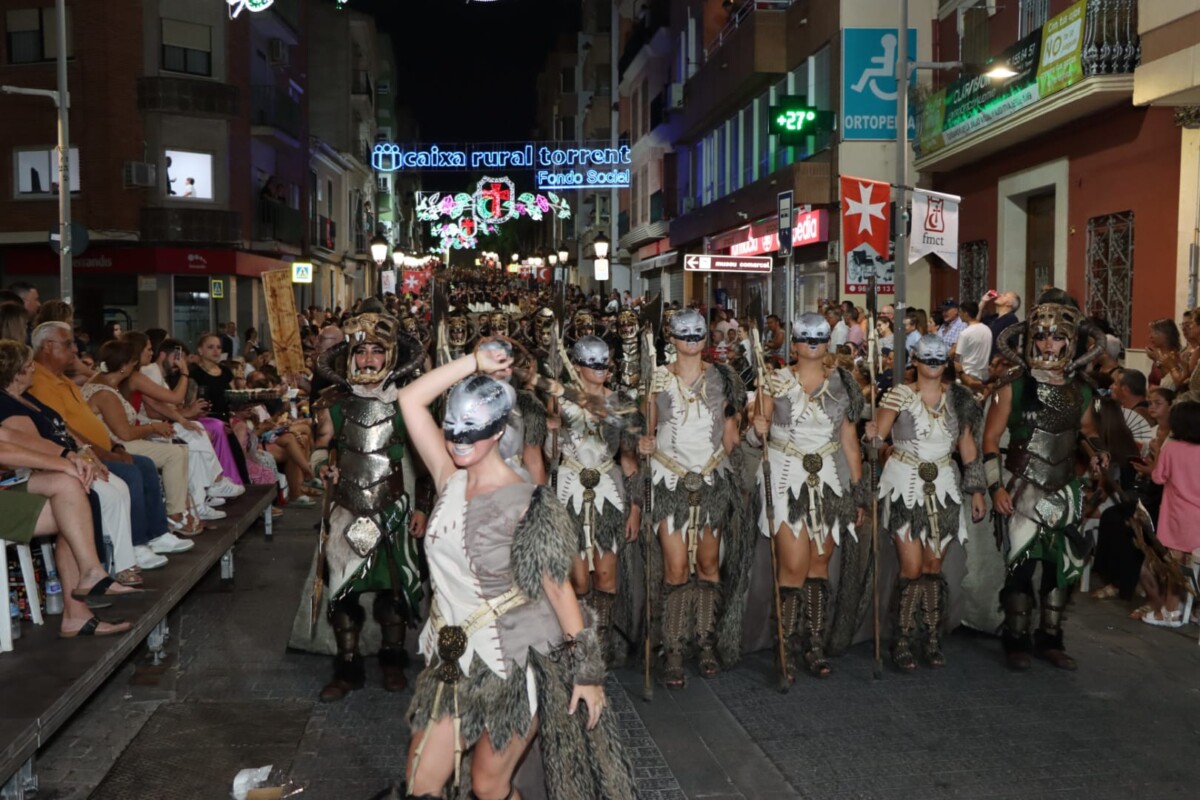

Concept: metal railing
[[704, 0, 793, 64], [254, 198, 303, 245], [1082, 0, 1140, 75], [250, 86, 301, 138]]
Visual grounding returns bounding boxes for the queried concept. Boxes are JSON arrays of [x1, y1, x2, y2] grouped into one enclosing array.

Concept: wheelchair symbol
[[851, 33, 899, 101]]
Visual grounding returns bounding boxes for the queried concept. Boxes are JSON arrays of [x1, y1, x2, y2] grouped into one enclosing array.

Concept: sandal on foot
[[1129, 603, 1153, 620], [1142, 607, 1184, 628], [59, 617, 131, 639], [1090, 585, 1119, 600], [114, 569, 143, 587], [70, 576, 142, 601]]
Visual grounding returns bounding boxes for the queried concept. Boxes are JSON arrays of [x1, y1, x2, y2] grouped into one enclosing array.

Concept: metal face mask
[[572, 310, 596, 338], [668, 309, 707, 343], [571, 335, 610, 371], [616, 310, 639, 341], [443, 374, 514, 444], [912, 334, 950, 366], [1025, 302, 1079, 372], [447, 315, 470, 347], [341, 312, 400, 385], [791, 313, 831, 345], [534, 307, 556, 347]]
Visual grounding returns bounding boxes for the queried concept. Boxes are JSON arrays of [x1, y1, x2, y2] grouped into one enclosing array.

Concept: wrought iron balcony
[[253, 198, 303, 245]]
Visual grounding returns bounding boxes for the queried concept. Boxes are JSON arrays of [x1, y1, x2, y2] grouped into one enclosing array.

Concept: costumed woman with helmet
[[746, 312, 869, 679], [398, 347, 635, 800], [866, 334, 987, 671]]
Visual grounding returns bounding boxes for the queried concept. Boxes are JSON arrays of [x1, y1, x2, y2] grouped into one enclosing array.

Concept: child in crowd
[[1144, 400, 1200, 626]]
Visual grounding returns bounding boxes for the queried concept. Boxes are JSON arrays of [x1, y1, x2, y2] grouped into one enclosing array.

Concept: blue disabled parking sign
[[842, 28, 918, 141]]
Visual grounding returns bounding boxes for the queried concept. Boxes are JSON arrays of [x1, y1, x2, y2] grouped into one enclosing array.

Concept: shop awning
[[635, 250, 678, 274]]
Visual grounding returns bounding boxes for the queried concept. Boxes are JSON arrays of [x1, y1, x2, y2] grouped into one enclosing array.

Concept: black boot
[[695, 579, 723, 678], [800, 578, 832, 677], [321, 599, 366, 702], [661, 582, 690, 688], [590, 589, 617, 666], [374, 594, 410, 692], [920, 573, 947, 667], [1000, 588, 1034, 671], [779, 586, 804, 682], [1034, 587, 1077, 670], [892, 578, 921, 672]]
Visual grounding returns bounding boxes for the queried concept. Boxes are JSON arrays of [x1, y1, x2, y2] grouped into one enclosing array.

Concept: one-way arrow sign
[[683, 254, 773, 273]]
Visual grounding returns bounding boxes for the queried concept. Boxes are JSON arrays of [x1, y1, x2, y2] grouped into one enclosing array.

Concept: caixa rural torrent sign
[[371, 142, 631, 191]]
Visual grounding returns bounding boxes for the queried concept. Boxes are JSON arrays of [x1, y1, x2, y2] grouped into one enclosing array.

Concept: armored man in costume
[[869, 335, 987, 671], [638, 309, 747, 687], [984, 290, 1103, 671], [290, 308, 426, 701], [398, 348, 635, 800]]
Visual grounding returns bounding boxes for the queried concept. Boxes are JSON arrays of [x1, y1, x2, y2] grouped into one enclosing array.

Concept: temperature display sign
[[768, 96, 833, 143]]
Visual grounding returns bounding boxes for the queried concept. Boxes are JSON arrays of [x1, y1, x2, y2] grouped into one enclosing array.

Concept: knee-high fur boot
[[892, 577, 921, 672], [800, 578, 832, 677], [695, 579, 723, 678], [779, 586, 804, 681], [321, 597, 366, 702], [661, 582, 690, 688], [374, 593, 410, 692]]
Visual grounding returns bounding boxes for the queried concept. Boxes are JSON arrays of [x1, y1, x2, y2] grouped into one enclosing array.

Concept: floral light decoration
[[415, 176, 571, 252]]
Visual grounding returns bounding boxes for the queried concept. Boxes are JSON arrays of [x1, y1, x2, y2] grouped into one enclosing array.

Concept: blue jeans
[[107, 455, 169, 545]]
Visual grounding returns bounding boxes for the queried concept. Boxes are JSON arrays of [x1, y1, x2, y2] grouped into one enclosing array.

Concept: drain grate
[[89, 700, 311, 800]]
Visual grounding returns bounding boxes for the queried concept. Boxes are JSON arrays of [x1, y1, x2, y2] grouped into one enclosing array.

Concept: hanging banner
[[380, 269, 397, 295], [840, 175, 894, 294], [260, 269, 305, 377], [402, 267, 433, 295], [909, 189, 961, 269]]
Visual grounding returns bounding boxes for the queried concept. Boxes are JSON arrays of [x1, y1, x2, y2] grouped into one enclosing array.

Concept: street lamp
[[593, 232, 609, 260], [547, 252, 558, 267], [512, 252, 520, 263], [558, 244, 570, 264], [391, 250, 404, 269], [370, 233, 389, 266]]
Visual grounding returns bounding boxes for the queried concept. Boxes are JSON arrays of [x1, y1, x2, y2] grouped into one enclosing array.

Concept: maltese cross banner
[[840, 175, 894, 294]]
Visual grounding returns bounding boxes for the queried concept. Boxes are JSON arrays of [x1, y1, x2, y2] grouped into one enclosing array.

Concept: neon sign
[[768, 96, 834, 144], [415, 176, 572, 251], [227, 0, 274, 18], [371, 142, 632, 191]]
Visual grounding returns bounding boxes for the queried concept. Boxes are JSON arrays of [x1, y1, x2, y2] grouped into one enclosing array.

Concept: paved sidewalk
[[31, 505, 1200, 799]]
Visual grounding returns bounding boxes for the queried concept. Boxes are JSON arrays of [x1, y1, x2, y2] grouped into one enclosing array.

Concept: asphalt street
[[32, 505, 1200, 800]]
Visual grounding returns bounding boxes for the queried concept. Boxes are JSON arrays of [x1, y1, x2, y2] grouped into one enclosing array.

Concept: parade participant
[[611, 309, 642, 403], [637, 308, 746, 686], [398, 349, 635, 800], [748, 313, 868, 679], [436, 313, 473, 367], [985, 289, 1104, 671], [291, 308, 425, 701], [867, 334, 987, 671], [474, 339, 548, 485], [547, 336, 641, 663]]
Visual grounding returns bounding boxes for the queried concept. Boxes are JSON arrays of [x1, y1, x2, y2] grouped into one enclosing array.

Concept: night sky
[[348, 0, 582, 144]]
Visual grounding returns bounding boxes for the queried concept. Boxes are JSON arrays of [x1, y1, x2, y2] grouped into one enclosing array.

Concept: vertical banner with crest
[[908, 189, 961, 269]]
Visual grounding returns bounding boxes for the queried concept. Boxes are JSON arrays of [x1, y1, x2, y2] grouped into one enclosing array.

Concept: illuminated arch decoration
[[227, 0, 274, 18], [416, 176, 571, 251]]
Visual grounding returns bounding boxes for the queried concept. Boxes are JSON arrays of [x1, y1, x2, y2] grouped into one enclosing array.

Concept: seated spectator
[[8, 282, 40, 318], [1111, 368, 1154, 446], [0, 339, 144, 580], [32, 300, 95, 385], [83, 340, 201, 536], [0, 438, 139, 637], [0, 301, 29, 342], [1146, 318, 1186, 390], [28, 322, 187, 568]]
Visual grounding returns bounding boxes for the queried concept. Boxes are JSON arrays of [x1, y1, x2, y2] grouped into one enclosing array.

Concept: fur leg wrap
[[661, 582, 690, 684], [1000, 588, 1035, 653], [892, 578, 920, 670], [801, 578, 831, 675], [553, 626, 607, 686], [591, 589, 617, 665], [695, 579, 722, 676], [920, 573, 947, 666]]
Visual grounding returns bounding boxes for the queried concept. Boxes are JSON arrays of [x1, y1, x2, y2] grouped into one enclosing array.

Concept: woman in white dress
[[398, 347, 633, 800], [867, 334, 987, 671]]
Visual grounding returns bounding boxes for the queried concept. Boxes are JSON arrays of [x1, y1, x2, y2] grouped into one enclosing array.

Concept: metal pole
[[892, 0, 909, 390], [610, 0, 621, 300], [55, 0, 71, 304]]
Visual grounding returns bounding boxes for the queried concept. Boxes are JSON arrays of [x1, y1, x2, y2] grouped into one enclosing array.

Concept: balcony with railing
[[915, 0, 1141, 172], [137, 76, 239, 118], [250, 86, 301, 143], [141, 208, 241, 244], [253, 198, 303, 245]]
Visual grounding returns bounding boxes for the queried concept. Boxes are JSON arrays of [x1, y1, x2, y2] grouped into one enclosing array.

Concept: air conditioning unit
[[668, 83, 685, 110], [122, 161, 157, 188], [268, 38, 289, 65]]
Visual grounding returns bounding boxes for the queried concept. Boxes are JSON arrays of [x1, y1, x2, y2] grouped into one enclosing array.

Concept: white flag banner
[[380, 269, 397, 295], [909, 189, 961, 269]]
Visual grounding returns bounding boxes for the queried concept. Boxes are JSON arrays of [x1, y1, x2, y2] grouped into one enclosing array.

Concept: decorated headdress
[[570, 335, 610, 370], [317, 310, 423, 390], [668, 308, 707, 342], [443, 374, 514, 444]]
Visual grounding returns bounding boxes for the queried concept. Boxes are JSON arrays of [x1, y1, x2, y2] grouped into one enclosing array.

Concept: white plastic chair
[[1180, 549, 1200, 646], [0, 542, 45, 653]]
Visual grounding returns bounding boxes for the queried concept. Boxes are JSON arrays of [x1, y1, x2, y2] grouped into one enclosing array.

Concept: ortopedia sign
[[371, 142, 631, 191], [684, 254, 773, 274]]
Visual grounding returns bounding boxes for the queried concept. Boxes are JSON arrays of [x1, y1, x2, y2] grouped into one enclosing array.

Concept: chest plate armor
[[334, 395, 405, 516], [1008, 380, 1082, 493]]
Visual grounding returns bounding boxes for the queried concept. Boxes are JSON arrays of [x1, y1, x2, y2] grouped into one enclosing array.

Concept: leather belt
[[767, 439, 842, 553], [890, 450, 953, 545]]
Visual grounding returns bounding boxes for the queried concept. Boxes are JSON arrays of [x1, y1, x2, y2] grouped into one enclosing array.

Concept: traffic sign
[[49, 222, 89, 256], [683, 254, 773, 274], [777, 191, 794, 254], [291, 261, 313, 283], [210, 278, 225, 299]]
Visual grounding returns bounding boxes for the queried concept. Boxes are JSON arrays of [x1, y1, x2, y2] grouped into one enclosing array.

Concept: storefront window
[[173, 275, 213, 350], [164, 149, 214, 200]]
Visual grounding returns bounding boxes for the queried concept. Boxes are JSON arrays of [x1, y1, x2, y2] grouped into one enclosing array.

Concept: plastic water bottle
[[9, 597, 20, 640], [44, 568, 64, 615]]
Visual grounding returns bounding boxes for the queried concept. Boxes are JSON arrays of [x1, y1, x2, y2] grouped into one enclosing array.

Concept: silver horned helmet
[[570, 335, 610, 371], [912, 334, 950, 365], [791, 313, 831, 343], [443, 374, 514, 444], [668, 308, 707, 343]]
